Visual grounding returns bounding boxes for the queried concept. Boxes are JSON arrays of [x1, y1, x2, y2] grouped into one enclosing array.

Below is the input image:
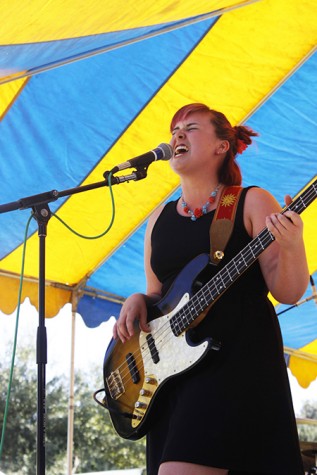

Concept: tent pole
[[67, 297, 77, 474]]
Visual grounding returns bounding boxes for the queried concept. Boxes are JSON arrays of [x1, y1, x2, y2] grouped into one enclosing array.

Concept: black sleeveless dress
[[146, 187, 304, 475]]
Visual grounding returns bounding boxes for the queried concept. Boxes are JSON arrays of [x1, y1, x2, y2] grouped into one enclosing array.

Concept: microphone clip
[[103, 168, 148, 186]]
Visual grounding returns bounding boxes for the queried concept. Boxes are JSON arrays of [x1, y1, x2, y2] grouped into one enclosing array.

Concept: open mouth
[[174, 144, 189, 157]]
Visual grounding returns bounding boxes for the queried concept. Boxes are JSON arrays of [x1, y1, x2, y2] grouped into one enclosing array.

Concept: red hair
[[170, 103, 258, 186]]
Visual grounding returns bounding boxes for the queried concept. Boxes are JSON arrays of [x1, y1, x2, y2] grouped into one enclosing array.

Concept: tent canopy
[[0, 0, 316, 388]]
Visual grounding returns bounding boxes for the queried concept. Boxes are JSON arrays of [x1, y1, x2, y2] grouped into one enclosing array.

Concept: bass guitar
[[99, 177, 316, 440]]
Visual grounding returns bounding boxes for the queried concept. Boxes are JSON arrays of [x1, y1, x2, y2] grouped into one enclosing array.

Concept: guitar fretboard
[[171, 179, 317, 336]]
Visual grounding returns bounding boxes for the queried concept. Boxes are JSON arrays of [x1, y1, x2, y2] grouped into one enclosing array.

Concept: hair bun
[[236, 138, 248, 154]]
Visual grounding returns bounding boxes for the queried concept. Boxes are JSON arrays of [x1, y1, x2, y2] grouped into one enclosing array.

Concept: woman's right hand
[[112, 293, 150, 343]]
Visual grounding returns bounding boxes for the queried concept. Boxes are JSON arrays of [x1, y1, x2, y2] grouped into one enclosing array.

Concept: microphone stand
[[276, 293, 316, 317], [0, 167, 147, 475]]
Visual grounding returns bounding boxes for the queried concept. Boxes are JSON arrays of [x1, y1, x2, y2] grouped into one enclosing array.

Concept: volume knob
[[135, 401, 148, 409]]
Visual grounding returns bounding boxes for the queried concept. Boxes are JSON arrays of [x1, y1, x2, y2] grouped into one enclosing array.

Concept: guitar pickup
[[146, 334, 160, 364], [126, 352, 140, 384]]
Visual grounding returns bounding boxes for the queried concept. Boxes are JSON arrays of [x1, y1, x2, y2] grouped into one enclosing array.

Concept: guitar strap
[[209, 185, 243, 265]]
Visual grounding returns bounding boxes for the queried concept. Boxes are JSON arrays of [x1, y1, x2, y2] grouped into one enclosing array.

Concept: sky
[[0, 301, 114, 389], [1, 299, 317, 418]]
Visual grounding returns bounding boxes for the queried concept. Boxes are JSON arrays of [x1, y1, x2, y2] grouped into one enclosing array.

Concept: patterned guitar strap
[[209, 185, 243, 265]]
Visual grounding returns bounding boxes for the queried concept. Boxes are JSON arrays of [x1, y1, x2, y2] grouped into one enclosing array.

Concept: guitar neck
[[171, 178, 317, 336]]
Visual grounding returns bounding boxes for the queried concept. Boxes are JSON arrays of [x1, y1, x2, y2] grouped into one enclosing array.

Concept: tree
[[0, 346, 37, 474], [71, 370, 146, 473], [0, 344, 146, 474], [298, 401, 317, 443]]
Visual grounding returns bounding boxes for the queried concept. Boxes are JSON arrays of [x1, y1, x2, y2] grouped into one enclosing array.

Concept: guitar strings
[[107, 229, 272, 393], [108, 184, 316, 395]]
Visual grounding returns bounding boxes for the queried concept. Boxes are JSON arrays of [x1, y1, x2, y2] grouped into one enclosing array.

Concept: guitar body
[[103, 253, 217, 440]]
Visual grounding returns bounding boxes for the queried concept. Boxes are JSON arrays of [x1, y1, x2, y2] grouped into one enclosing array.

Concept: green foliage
[[71, 371, 146, 473], [0, 345, 146, 475], [0, 347, 37, 474], [298, 401, 317, 443]]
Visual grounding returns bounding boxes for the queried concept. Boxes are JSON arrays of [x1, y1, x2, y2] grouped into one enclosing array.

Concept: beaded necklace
[[181, 184, 221, 221]]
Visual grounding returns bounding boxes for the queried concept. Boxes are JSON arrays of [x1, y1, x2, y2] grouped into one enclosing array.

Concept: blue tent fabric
[[78, 295, 121, 328], [0, 16, 218, 81], [277, 271, 317, 350], [0, 19, 216, 258]]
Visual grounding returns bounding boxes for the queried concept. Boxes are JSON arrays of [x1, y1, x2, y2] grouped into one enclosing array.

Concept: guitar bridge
[[106, 369, 124, 400]]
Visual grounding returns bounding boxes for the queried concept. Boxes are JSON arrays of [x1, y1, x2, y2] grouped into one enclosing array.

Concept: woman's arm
[[244, 187, 309, 304]]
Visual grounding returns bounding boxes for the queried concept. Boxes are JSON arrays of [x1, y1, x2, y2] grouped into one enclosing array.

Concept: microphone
[[110, 143, 173, 173], [310, 275, 317, 306]]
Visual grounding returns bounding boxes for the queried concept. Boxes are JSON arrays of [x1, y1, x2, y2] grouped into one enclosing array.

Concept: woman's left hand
[[265, 194, 304, 250]]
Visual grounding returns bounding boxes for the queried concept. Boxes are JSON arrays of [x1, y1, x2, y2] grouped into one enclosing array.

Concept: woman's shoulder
[[244, 186, 281, 211], [243, 186, 282, 237]]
